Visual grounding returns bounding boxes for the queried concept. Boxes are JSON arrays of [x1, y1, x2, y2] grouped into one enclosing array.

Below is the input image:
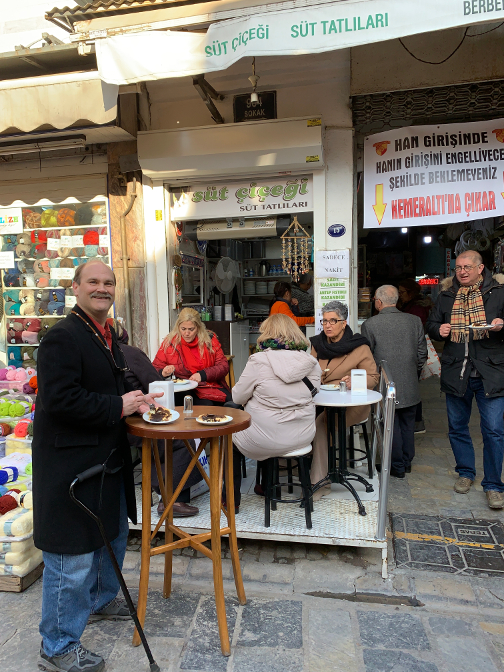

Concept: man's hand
[[138, 392, 164, 414], [291, 298, 299, 306], [162, 365, 175, 377], [341, 375, 351, 389], [122, 390, 146, 416], [439, 323, 452, 338], [490, 319, 504, 331], [189, 372, 202, 383]]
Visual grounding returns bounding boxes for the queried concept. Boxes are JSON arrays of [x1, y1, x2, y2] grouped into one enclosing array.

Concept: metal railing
[[372, 360, 397, 542]]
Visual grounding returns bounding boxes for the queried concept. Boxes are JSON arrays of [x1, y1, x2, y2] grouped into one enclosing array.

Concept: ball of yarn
[[83, 230, 99, 245], [20, 274, 35, 288], [25, 319, 41, 333], [9, 402, 29, 417], [3, 273, 20, 287], [58, 228, 72, 258], [35, 244, 47, 259], [22, 383, 34, 394], [0, 493, 18, 515], [24, 211, 41, 229], [34, 273, 50, 288], [85, 245, 98, 257], [0, 400, 10, 415], [57, 207, 75, 227], [17, 259, 34, 274], [25, 367, 36, 377], [41, 209, 58, 228], [0, 370, 7, 381], [74, 205, 93, 225], [34, 259, 50, 274], [16, 243, 31, 258], [31, 230, 47, 244], [14, 369, 27, 382], [59, 257, 74, 288], [11, 490, 33, 509], [0, 423, 12, 436], [0, 467, 18, 485], [14, 420, 29, 437], [27, 422, 33, 437]]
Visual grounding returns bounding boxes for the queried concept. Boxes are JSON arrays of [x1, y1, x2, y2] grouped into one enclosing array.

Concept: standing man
[[33, 259, 160, 672], [362, 285, 427, 478], [290, 273, 314, 316], [426, 251, 504, 508]]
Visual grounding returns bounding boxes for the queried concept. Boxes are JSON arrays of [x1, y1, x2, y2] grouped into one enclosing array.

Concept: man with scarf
[[427, 251, 504, 508], [362, 285, 427, 478]]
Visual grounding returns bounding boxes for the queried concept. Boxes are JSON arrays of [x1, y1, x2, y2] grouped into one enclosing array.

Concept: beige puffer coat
[[232, 349, 321, 460]]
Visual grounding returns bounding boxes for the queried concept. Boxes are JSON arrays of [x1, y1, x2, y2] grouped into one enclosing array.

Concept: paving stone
[[188, 557, 233, 580], [428, 617, 473, 636], [149, 554, 189, 576], [0, 625, 41, 672], [107, 636, 184, 672], [180, 595, 239, 671], [237, 599, 302, 648], [308, 609, 357, 672], [480, 622, 504, 635], [133, 590, 200, 638], [437, 635, 499, 672], [363, 649, 439, 672], [357, 611, 430, 650], [232, 646, 303, 672], [411, 465, 436, 474], [294, 559, 363, 593], [414, 577, 476, 603], [241, 561, 295, 584]]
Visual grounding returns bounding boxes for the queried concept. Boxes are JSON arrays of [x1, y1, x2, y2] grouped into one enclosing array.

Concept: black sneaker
[[38, 644, 104, 672], [88, 597, 132, 622], [414, 420, 426, 434]]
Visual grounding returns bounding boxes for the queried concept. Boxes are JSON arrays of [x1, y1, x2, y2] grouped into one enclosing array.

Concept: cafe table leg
[[133, 437, 152, 647], [164, 439, 174, 599], [210, 435, 230, 656], [225, 434, 246, 606]]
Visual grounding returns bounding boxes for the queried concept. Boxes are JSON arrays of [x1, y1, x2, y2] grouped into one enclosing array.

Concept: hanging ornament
[[281, 216, 311, 283]]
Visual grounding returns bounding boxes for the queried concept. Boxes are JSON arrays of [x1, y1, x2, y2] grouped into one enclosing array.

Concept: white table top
[[173, 380, 199, 393], [314, 389, 382, 407]]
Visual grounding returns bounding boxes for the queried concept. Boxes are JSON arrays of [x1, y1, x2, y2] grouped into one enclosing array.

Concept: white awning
[[96, 0, 498, 85], [0, 71, 118, 134]]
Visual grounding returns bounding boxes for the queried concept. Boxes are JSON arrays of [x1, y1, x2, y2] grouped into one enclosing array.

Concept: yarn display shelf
[[5, 344, 42, 348], [6, 316, 66, 323], [0, 561, 43, 593], [23, 224, 107, 232], [13, 256, 108, 262]]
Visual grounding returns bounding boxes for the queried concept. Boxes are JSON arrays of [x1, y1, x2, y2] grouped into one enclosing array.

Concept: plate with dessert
[[172, 378, 189, 385], [469, 322, 492, 331], [195, 413, 233, 426], [320, 384, 340, 391], [142, 406, 180, 424]]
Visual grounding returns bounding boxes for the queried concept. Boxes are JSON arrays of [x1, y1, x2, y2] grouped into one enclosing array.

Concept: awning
[[96, 0, 502, 85], [0, 71, 118, 134]]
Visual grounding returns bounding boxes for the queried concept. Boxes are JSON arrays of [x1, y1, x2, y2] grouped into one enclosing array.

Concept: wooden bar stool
[[225, 355, 235, 388], [126, 407, 250, 656]]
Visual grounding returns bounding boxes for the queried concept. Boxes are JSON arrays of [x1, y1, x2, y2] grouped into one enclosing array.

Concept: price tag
[[60, 236, 72, 248], [50, 268, 75, 280], [72, 235, 84, 247], [47, 238, 60, 251], [65, 295, 77, 308], [99, 235, 108, 247]]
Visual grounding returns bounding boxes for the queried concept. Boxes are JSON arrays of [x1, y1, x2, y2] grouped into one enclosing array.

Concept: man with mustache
[[33, 259, 161, 672]]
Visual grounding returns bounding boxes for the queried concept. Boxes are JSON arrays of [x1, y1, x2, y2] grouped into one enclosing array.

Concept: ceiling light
[[401, 228, 408, 233], [248, 57, 260, 104], [423, 235, 432, 244], [0, 134, 86, 156]]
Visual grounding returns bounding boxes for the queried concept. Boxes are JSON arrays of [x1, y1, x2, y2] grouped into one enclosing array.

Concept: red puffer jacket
[[152, 333, 230, 402]]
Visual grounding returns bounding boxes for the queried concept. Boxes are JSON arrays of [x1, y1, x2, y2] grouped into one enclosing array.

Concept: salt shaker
[[183, 395, 193, 414], [339, 380, 347, 393]]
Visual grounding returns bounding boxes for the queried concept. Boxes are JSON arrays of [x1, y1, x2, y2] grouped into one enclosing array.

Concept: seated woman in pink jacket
[[227, 313, 320, 511]]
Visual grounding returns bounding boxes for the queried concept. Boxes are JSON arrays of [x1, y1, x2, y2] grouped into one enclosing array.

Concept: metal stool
[[264, 446, 313, 529], [348, 419, 373, 479]]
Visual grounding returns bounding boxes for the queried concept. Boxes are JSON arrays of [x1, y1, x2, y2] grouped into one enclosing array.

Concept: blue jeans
[[446, 378, 504, 492], [40, 484, 129, 657]]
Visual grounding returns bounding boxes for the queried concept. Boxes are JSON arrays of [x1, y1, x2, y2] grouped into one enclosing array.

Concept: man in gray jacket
[[362, 285, 427, 477]]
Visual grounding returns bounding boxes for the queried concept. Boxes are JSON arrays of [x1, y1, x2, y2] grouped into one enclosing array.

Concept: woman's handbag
[[420, 335, 441, 380]]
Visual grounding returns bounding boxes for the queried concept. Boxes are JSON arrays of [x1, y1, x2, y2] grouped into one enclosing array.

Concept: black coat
[[426, 268, 504, 398], [33, 306, 136, 555]]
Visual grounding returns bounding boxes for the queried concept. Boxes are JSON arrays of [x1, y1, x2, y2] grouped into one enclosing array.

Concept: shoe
[[375, 464, 405, 479], [414, 420, 426, 434], [454, 476, 474, 494], [173, 502, 199, 517], [254, 484, 265, 497], [405, 465, 412, 474], [222, 501, 240, 514], [157, 500, 165, 516], [88, 597, 132, 622], [486, 490, 504, 509], [38, 644, 104, 672]]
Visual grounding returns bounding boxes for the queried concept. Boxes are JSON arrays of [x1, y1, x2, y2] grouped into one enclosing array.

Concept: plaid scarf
[[450, 276, 489, 343]]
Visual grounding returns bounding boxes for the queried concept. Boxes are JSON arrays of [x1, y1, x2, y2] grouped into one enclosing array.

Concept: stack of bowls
[[244, 281, 256, 295], [256, 281, 268, 296]]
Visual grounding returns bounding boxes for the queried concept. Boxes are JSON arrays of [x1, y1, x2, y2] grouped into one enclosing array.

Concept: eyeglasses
[[454, 264, 481, 273], [320, 318, 345, 326]]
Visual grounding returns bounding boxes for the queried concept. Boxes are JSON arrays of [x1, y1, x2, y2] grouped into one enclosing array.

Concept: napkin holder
[[148, 380, 175, 409], [350, 369, 367, 395]]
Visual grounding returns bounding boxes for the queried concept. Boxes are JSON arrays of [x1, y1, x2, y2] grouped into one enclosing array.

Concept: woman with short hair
[[269, 281, 315, 326], [152, 307, 230, 404], [309, 300, 379, 489]]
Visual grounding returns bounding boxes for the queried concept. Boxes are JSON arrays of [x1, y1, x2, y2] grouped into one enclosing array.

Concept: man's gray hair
[[299, 273, 312, 285], [375, 285, 399, 306], [322, 300, 348, 320]]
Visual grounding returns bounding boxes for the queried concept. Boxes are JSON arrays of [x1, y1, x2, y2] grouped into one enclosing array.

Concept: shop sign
[[364, 117, 504, 229], [233, 91, 277, 123], [0, 208, 23, 235], [315, 250, 350, 278], [170, 175, 312, 220], [418, 277, 439, 286], [317, 278, 349, 305], [97, 1, 504, 84]]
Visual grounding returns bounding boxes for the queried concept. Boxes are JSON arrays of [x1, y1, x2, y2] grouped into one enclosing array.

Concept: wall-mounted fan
[[214, 257, 239, 295]]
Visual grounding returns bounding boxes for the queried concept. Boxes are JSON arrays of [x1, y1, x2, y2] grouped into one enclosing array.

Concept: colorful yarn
[[57, 208, 75, 227], [74, 205, 93, 225], [0, 423, 12, 436], [25, 463, 32, 475], [24, 319, 41, 332], [16, 243, 31, 258], [3, 290, 20, 304], [83, 230, 99, 245], [34, 273, 50, 288], [34, 259, 50, 274], [35, 244, 47, 259], [85, 245, 98, 257], [59, 258, 74, 288], [0, 467, 18, 485], [41, 209, 58, 228], [20, 274, 35, 288], [21, 332, 38, 345], [30, 230, 47, 244], [48, 301, 64, 316], [0, 493, 18, 515], [58, 228, 72, 258]]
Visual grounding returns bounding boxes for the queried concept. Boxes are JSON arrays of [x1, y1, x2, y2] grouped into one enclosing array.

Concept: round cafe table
[[313, 389, 382, 516], [126, 406, 251, 656]]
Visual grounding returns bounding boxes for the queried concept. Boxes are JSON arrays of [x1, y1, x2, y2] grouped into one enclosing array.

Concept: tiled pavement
[[4, 376, 504, 671]]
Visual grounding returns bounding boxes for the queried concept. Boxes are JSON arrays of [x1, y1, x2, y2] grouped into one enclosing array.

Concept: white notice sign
[[0, 208, 23, 235], [0, 251, 15, 268], [50, 268, 75, 280], [47, 238, 60, 251], [316, 250, 350, 278]]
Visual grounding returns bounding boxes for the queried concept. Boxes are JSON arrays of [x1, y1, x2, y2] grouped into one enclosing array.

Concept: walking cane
[[69, 464, 160, 672]]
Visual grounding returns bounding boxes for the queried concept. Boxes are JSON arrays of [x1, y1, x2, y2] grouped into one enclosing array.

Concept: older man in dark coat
[[362, 285, 427, 478], [33, 260, 160, 672]]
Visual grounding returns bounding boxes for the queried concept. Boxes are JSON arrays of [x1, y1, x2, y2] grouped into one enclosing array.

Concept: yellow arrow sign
[[372, 183, 387, 225]]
